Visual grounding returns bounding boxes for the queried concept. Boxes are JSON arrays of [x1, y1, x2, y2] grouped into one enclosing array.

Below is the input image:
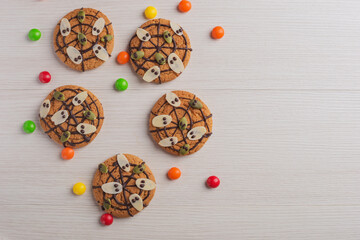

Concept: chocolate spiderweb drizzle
[[55, 8, 112, 72], [128, 19, 192, 84], [40, 87, 104, 148], [92, 159, 152, 217], [150, 94, 213, 154]]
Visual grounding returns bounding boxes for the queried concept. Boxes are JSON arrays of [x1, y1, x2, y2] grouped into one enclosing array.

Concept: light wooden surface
[[2, 0, 360, 239]]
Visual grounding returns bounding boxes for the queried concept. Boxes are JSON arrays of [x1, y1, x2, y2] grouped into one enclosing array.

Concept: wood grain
[[1, 0, 360, 239]]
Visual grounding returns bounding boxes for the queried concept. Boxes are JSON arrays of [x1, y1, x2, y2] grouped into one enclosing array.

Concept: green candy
[[99, 163, 108, 174], [189, 99, 203, 109], [178, 117, 187, 130], [60, 131, 71, 143], [179, 144, 190, 155], [83, 110, 96, 120], [101, 35, 113, 42], [23, 120, 36, 134], [77, 10, 85, 23], [114, 78, 128, 91], [103, 198, 111, 210], [53, 91, 65, 101], [133, 164, 146, 174], [163, 31, 172, 44], [155, 53, 166, 65], [131, 51, 144, 60], [28, 29, 41, 41], [77, 33, 87, 46]]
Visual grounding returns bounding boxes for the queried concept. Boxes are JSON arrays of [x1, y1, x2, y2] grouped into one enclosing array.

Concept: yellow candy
[[73, 182, 86, 195], [145, 6, 157, 19]]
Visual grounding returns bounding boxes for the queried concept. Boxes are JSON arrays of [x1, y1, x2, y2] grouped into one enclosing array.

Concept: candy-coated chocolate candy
[[61, 147, 74, 160], [144, 6, 157, 19], [73, 182, 86, 195], [39, 71, 51, 83], [115, 78, 128, 91], [211, 26, 224, 39], [167, 167, 181, 180], [23, 120, 36, 133], [100, 213, 113, 225], [116, 51, 130, 64], [206, 176, 220, 188], [28, 28, 41, 41], [178, 0, 192, 12]]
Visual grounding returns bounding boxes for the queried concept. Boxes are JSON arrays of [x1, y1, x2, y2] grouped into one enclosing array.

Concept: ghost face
[[60, 18, 71, 36], [51, 110, 69, 125], [158, 137, 178, 147], [72, 91, 88, 106], [166, 92, 181, 107], [168, 53, 184, 74], [170, 22, 184, 36], [101, 182, 123, 194], [92, 18, 105, 36], [129, 193, 143, 211], [66, 46, 82, 64], [76, 123, 97, 135], [136, 28, 151, 42], [39, 99, 51, 118], [117, 154, 130, 172], [187, 126, 207, 141], [152, 115, 172, 128], [143, 66, 160, 82], [93, 44, 109, 61], [135, 178, 156, 190]]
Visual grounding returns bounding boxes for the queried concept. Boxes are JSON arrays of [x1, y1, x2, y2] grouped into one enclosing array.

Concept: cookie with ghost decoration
[[129, 19, 192, 84], [92, 154, 156, 218], [53, 8, 114, 71], [149, 91, 213, 156], [39, 85, 104, 148]]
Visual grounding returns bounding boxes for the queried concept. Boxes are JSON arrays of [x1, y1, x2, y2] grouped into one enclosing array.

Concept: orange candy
[[61, 147, 74, 160], [178, 0, 192, 12], [116, 51, 130, 64], [167, 167, 181, 180], [211, 26, 224, 39]]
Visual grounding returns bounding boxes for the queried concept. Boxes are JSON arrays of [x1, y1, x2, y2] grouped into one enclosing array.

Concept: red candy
[[206, 176, 220, 188], [100, 213, 113, 225], [39, 71, 51, 83]]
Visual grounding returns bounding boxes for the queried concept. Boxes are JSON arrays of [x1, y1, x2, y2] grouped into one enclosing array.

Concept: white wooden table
[[2, 0, 360, 239]]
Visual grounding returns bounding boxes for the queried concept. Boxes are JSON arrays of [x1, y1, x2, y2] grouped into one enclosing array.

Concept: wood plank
[[2, 0, 360, 239]]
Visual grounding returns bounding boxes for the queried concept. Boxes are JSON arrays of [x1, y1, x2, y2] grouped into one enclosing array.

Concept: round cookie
[[39, 85, 104, 149], [92, 154, 156, 218], [149, 91, 213, 156], [53, 8, 114, 72], [129, 19, 192, 84]]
